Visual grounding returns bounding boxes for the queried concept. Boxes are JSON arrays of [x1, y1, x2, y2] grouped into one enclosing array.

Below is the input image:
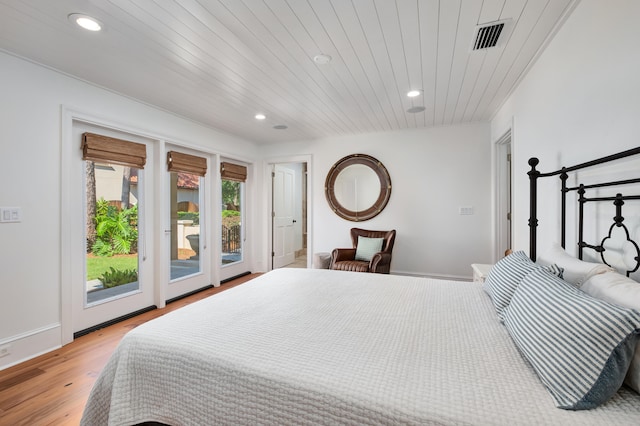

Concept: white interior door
[[273, 165, 295, 268]]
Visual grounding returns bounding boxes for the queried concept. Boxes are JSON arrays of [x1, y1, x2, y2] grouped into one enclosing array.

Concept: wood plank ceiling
[[0, 0, 577, 144]]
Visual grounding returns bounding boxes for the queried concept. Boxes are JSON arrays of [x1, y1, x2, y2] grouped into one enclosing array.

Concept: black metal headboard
[[528, 146, 640, 276]]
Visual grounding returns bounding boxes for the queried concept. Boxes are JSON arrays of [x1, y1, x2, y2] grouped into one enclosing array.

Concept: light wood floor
[[0, 273, 261, 426], [286, 253, 308, 269]]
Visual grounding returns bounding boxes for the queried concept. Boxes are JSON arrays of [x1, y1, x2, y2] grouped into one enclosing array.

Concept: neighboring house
[[173, 173, 200, 209], [95, 167, 199, 210], [1, 0, 639, 370]]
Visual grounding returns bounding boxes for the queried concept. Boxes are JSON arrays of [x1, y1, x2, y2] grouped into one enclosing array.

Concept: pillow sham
[[537, 242, 613, 285], [581, 271, 640, 394], [354, 236, 384, 262], [483, 251, 541, 320], [503, 268, 640, 410]]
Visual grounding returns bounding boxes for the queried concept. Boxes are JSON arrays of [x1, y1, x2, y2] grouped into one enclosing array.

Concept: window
[[166, 151, 207, 281], [83, 133, 145, 305]]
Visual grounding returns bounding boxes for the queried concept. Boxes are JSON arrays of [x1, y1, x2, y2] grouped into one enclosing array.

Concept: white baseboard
[[0, 323, 62, 371]]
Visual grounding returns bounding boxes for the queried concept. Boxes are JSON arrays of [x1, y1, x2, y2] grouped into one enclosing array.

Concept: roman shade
[[167, 151, 207, 176], [220, 162, 247, 182], [82, 132, 146, 169]]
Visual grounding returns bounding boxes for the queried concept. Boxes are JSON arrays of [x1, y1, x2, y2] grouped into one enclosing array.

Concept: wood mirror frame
[[325, 153, 392, 222]]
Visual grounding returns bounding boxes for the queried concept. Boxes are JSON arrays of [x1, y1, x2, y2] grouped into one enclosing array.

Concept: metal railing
[[222, 224, 241, 253]]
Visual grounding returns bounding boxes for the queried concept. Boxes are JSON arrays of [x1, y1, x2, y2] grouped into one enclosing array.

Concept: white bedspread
[[81, 269, 640, 425]]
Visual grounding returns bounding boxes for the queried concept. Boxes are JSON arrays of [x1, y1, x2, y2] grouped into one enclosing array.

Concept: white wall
[[0, 51, 259, 369], [492, 0, 640, 257], [262, 123, 493, 279]]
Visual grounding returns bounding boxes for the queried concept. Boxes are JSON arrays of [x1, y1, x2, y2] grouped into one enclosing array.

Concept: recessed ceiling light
[[68, 13, 103, 31], [255, 114, 266, 120], [407, 106, 426, 113], [407, 90, 422, 98], [313, 54, 332, 64], [273, 125, 288, 130]]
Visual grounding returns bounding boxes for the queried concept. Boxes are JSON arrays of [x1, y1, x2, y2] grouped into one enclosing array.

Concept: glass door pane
[[85, 163, 140, 305], [170, 171, 202, 280], [221, 179, 243, 266]]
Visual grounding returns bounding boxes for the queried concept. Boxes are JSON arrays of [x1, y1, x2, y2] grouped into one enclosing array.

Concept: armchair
[[330, 228, 396, 274]]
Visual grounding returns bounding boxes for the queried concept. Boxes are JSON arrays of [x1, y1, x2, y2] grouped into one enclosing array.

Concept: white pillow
[[354, 236, 384, 262], [537, 243, 613, 285], [581, 271, 640, 394]]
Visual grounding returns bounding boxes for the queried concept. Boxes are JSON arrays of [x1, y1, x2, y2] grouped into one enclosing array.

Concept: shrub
[[222, 210, 241, 228], [178, 211, 200, 224], [99, 267, 138, 288], [92, 199, 138, 257]]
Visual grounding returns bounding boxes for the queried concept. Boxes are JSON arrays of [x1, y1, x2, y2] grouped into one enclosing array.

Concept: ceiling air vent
[[472, 20, 510, 50]]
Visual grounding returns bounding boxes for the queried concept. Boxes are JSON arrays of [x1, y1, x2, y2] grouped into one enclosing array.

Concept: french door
[[65, 119, 243, 336], [165, 148, 211, 300], [219, 160, 248, 281], [70, 122, 155, 334]]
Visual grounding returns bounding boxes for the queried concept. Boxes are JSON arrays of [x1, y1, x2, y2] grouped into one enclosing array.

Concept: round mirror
[[325, 154, 392, 221], [334, 164, 380, 211]]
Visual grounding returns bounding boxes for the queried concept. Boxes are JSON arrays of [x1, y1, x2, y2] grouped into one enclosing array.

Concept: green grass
[[86, 255, 138, 281]]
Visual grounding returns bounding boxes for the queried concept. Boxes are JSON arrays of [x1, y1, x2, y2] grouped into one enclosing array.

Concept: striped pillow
[[503, 268, 640, 410], [483, 251, 541, 320]]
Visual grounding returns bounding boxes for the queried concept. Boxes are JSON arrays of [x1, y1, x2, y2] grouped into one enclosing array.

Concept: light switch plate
[[0, 207, 21, 223]]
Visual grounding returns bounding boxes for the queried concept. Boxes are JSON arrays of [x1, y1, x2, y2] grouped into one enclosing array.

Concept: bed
[[82, 149, 640, 425], [80, 268, 640, 425]]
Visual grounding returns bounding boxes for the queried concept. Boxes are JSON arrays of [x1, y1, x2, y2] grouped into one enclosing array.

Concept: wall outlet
[[0, 344, 11, 358], [459, 206, 474, 215]]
